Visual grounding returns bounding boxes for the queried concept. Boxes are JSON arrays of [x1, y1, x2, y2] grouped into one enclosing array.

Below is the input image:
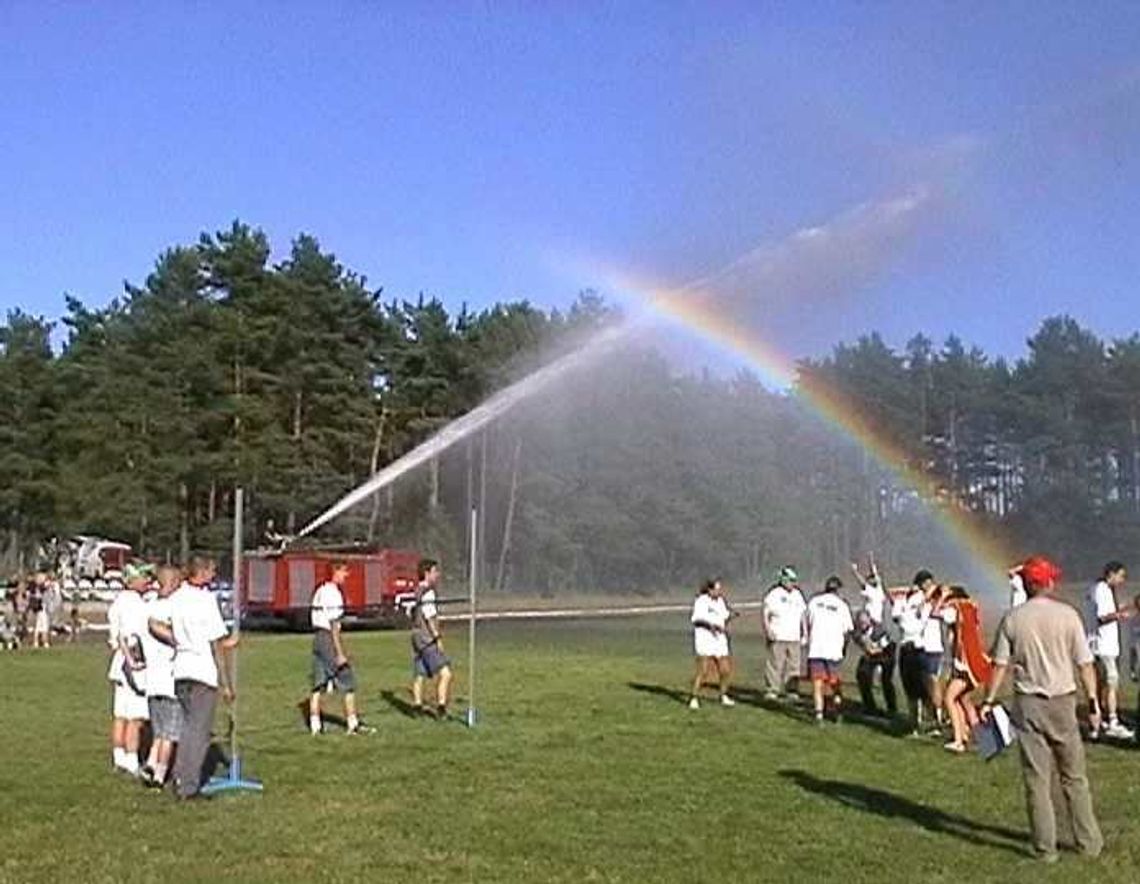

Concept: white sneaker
[[1105, 721, 1135, 740], [720, 695, 736, 707], [688, 697, 700, 710]]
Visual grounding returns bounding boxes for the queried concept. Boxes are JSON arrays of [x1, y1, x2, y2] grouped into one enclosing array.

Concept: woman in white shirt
[[688, 579, 736, 710]]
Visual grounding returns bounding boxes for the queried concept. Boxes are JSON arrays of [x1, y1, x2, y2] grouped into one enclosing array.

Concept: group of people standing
[[689, 556, 1138, 752], [688, 554, 1140, 863], [3, 571, 67, 649], [106, 557, 237, 801]]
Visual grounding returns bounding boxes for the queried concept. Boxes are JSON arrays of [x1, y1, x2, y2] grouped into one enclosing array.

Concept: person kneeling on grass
[[141, 565, 183, 787], [806, 576, 854, 724], [689, 578, 736, 710], [411, 559, 453, 719], [309, 562, 368, 735], [941, 587, 992, 754]]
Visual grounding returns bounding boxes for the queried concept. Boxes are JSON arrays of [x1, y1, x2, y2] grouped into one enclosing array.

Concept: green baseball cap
[[123, 562, 156, 584], [776, 566, 799, 584]]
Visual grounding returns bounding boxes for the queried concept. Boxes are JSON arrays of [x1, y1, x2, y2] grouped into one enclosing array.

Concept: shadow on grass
[[295, 698, 348, 730], [779, 769, 1027, 855], [627, 682, 691, 705], [380, 689, 423, 718], [628, 681, 902, 738]]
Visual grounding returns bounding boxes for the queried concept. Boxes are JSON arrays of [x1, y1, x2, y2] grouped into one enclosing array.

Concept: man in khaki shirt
[[983, 555, 1103, 863]]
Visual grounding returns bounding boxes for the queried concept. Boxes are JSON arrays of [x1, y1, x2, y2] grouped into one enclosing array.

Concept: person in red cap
[[982, 555, 1103, 863]]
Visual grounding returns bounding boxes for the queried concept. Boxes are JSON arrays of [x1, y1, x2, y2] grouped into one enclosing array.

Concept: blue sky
[[2, 2, 1139, 361]]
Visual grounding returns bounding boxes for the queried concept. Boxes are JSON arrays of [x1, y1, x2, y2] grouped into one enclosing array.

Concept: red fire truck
[[239, 547, 420, 629]]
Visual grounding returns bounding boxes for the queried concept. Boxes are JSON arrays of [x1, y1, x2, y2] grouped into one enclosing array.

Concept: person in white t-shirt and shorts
[[1084, 561, 1133, 740], [309, 562, 366, 735], [141, 565, 183, 787], [806, 576, 855, 724], [689, 578, 736, 710], [106, 563, 154, 775]]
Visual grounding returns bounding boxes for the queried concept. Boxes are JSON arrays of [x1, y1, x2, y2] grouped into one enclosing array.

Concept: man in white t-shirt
[[689, 578, 736, 709], [806, 575, 855, 723], [309, 562, 367, 735], [762, 567, 806, 701], [150, 556, 237, 800], [106, 563, 154, 775], [141, 565, 182, 787], [1084, 561, 1133, 740]]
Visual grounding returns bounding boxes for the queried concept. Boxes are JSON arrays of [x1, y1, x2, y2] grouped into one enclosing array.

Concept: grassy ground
[[1, 614, 1139, 883]]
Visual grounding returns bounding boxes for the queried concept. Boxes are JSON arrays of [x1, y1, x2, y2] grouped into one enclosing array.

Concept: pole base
[[201, 756, 263, 796], [465, 707, 478, 728]]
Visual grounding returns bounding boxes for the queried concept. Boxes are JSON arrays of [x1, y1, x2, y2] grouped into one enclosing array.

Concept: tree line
[[2, 221, 1137, 590]]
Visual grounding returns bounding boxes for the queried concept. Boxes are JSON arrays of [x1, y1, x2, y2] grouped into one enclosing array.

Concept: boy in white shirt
[[149, 556, 237, 800], [141, 565, 183, 787], [309, 562, 366, 735], [106, 563, 154, 775], [762, 567, 806, 701], [806, 575, 855, 723], [1084, 561, 1133, 740]]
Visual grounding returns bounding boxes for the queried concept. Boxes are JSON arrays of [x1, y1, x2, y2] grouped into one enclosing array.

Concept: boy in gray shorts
[[309, 562, 366, 735], [142, 565, 183, 787], [411, 558, 453, 718]]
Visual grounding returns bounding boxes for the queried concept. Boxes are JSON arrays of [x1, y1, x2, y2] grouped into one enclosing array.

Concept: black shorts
[[312, 630, 356, 693]]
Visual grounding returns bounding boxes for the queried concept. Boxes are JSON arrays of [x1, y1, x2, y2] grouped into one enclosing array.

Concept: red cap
[[1021, 555, 1062, 590]]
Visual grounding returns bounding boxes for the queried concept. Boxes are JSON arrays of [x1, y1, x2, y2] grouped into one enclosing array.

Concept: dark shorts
[[148, 695, 184, 741], [312, 630, 356, 693], [808, 658, 841, 682], [920, 651, 944, 678], [412, 640, 451, 679]]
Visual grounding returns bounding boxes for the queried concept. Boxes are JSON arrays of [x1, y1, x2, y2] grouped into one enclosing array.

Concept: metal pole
[[466, 506, 477, 728], [230, 487, 244, 771]]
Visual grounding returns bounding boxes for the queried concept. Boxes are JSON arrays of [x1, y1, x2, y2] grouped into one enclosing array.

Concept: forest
[[3, 221, 1140, 592]]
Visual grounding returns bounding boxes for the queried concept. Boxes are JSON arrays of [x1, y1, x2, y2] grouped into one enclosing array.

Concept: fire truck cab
[[240, 547, 419, 630]]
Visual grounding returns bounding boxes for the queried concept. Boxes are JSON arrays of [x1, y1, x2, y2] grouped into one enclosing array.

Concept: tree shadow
[[779, 769, 1027, 855]]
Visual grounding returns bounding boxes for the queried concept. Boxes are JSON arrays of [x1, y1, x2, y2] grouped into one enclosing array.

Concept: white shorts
[[1096, 655, 1119, 686], [113, 683, 150, 721], [694, 631, 730, 659]]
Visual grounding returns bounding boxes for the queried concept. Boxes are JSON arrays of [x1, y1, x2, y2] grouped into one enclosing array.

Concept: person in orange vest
[[941, 586, 991, 753]]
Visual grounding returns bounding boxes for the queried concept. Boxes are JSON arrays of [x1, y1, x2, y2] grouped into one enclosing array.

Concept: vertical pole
[[467, 506, 477, 728], [230, 487, 244, 773]]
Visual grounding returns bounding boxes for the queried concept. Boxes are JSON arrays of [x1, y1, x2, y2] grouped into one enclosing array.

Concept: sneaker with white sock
[[1105, 720, 1135, 739], [720, 695, 736, 707], [688, 697, 700, 710]]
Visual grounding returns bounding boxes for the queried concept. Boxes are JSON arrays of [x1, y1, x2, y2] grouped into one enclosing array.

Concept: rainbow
[[606, 271, 1019, 587]]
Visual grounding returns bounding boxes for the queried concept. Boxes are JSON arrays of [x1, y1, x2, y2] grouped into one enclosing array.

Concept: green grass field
[[2, 614, 1139, 883]]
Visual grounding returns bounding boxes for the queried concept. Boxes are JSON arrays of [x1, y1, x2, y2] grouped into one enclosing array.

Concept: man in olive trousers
[[982, 555, 1103, 864]]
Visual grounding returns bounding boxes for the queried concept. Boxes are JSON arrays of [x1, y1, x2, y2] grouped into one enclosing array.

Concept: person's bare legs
[[690, 657, 708, 701], [944, 679, 967, 746], [412, 675, 425, 707], [437, 666, 453, 709], [716, 657, 734, 704], [344, 692, 357, 721], [929, 675, 944, 726], [813, 678, 825, 719], [309, 690, 323, 731]]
